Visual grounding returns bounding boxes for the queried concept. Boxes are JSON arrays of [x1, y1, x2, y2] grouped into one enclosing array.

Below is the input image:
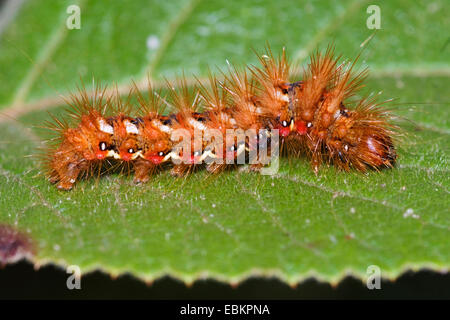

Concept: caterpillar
[[42, 46, 398, 190]]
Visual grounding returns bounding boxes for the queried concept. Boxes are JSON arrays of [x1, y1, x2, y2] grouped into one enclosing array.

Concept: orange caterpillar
[[42, 46, 397, 190]]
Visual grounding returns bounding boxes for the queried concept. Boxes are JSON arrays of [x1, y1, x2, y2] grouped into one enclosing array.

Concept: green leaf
[[0, 0, 448, 284]]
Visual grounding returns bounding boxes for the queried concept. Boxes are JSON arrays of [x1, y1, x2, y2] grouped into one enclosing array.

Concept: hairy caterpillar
[[42, 46, 397, 190]]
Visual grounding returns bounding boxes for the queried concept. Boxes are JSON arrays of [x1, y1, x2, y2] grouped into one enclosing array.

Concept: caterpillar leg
[[170, 164, 191, 177], [133, 158, 153, 184], [55, 163, 83, 190], [205, 163, 225, 174], [50, 155, 88, 191], [249, 163, 264, 172]]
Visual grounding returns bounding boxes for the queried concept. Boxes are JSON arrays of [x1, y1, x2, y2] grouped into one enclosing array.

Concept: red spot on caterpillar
[[120, 152, 132, 162], [277, 125, 291, 137], [96, 151, 106, 160], [146, 154, 164, 165], [0, 225, 35, 266], [296, 121, 307, 135]]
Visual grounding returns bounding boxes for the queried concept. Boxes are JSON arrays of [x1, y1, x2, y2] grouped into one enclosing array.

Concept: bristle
[[133, 78, 165, 116], [198, 72, 229, 113]]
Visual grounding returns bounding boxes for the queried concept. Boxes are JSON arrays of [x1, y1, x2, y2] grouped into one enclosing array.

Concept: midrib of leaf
[[292, 0, 370, 64], [144, 0, 203, 78], [10, 0, 85, 107]]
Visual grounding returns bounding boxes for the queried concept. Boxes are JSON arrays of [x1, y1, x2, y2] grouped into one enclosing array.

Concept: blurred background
[[0, 0, 448, 299]]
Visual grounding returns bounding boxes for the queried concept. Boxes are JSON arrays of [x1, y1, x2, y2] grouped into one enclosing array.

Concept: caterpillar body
[[42, 47, 397, 190]]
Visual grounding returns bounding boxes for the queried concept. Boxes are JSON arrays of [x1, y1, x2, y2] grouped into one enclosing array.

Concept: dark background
[[0, 261, 448, 299]]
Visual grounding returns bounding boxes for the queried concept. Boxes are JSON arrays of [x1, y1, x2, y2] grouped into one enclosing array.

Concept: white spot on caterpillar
[[152, 119, 172, 133], [334, 109, 341, 119], [275, 90, 289, 102], [106, 150, 116, 158], [98, 119, 113, 134], [124, 120, 139, 134], [160, 125, 171, 133], [188, 118, 207, 131]]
